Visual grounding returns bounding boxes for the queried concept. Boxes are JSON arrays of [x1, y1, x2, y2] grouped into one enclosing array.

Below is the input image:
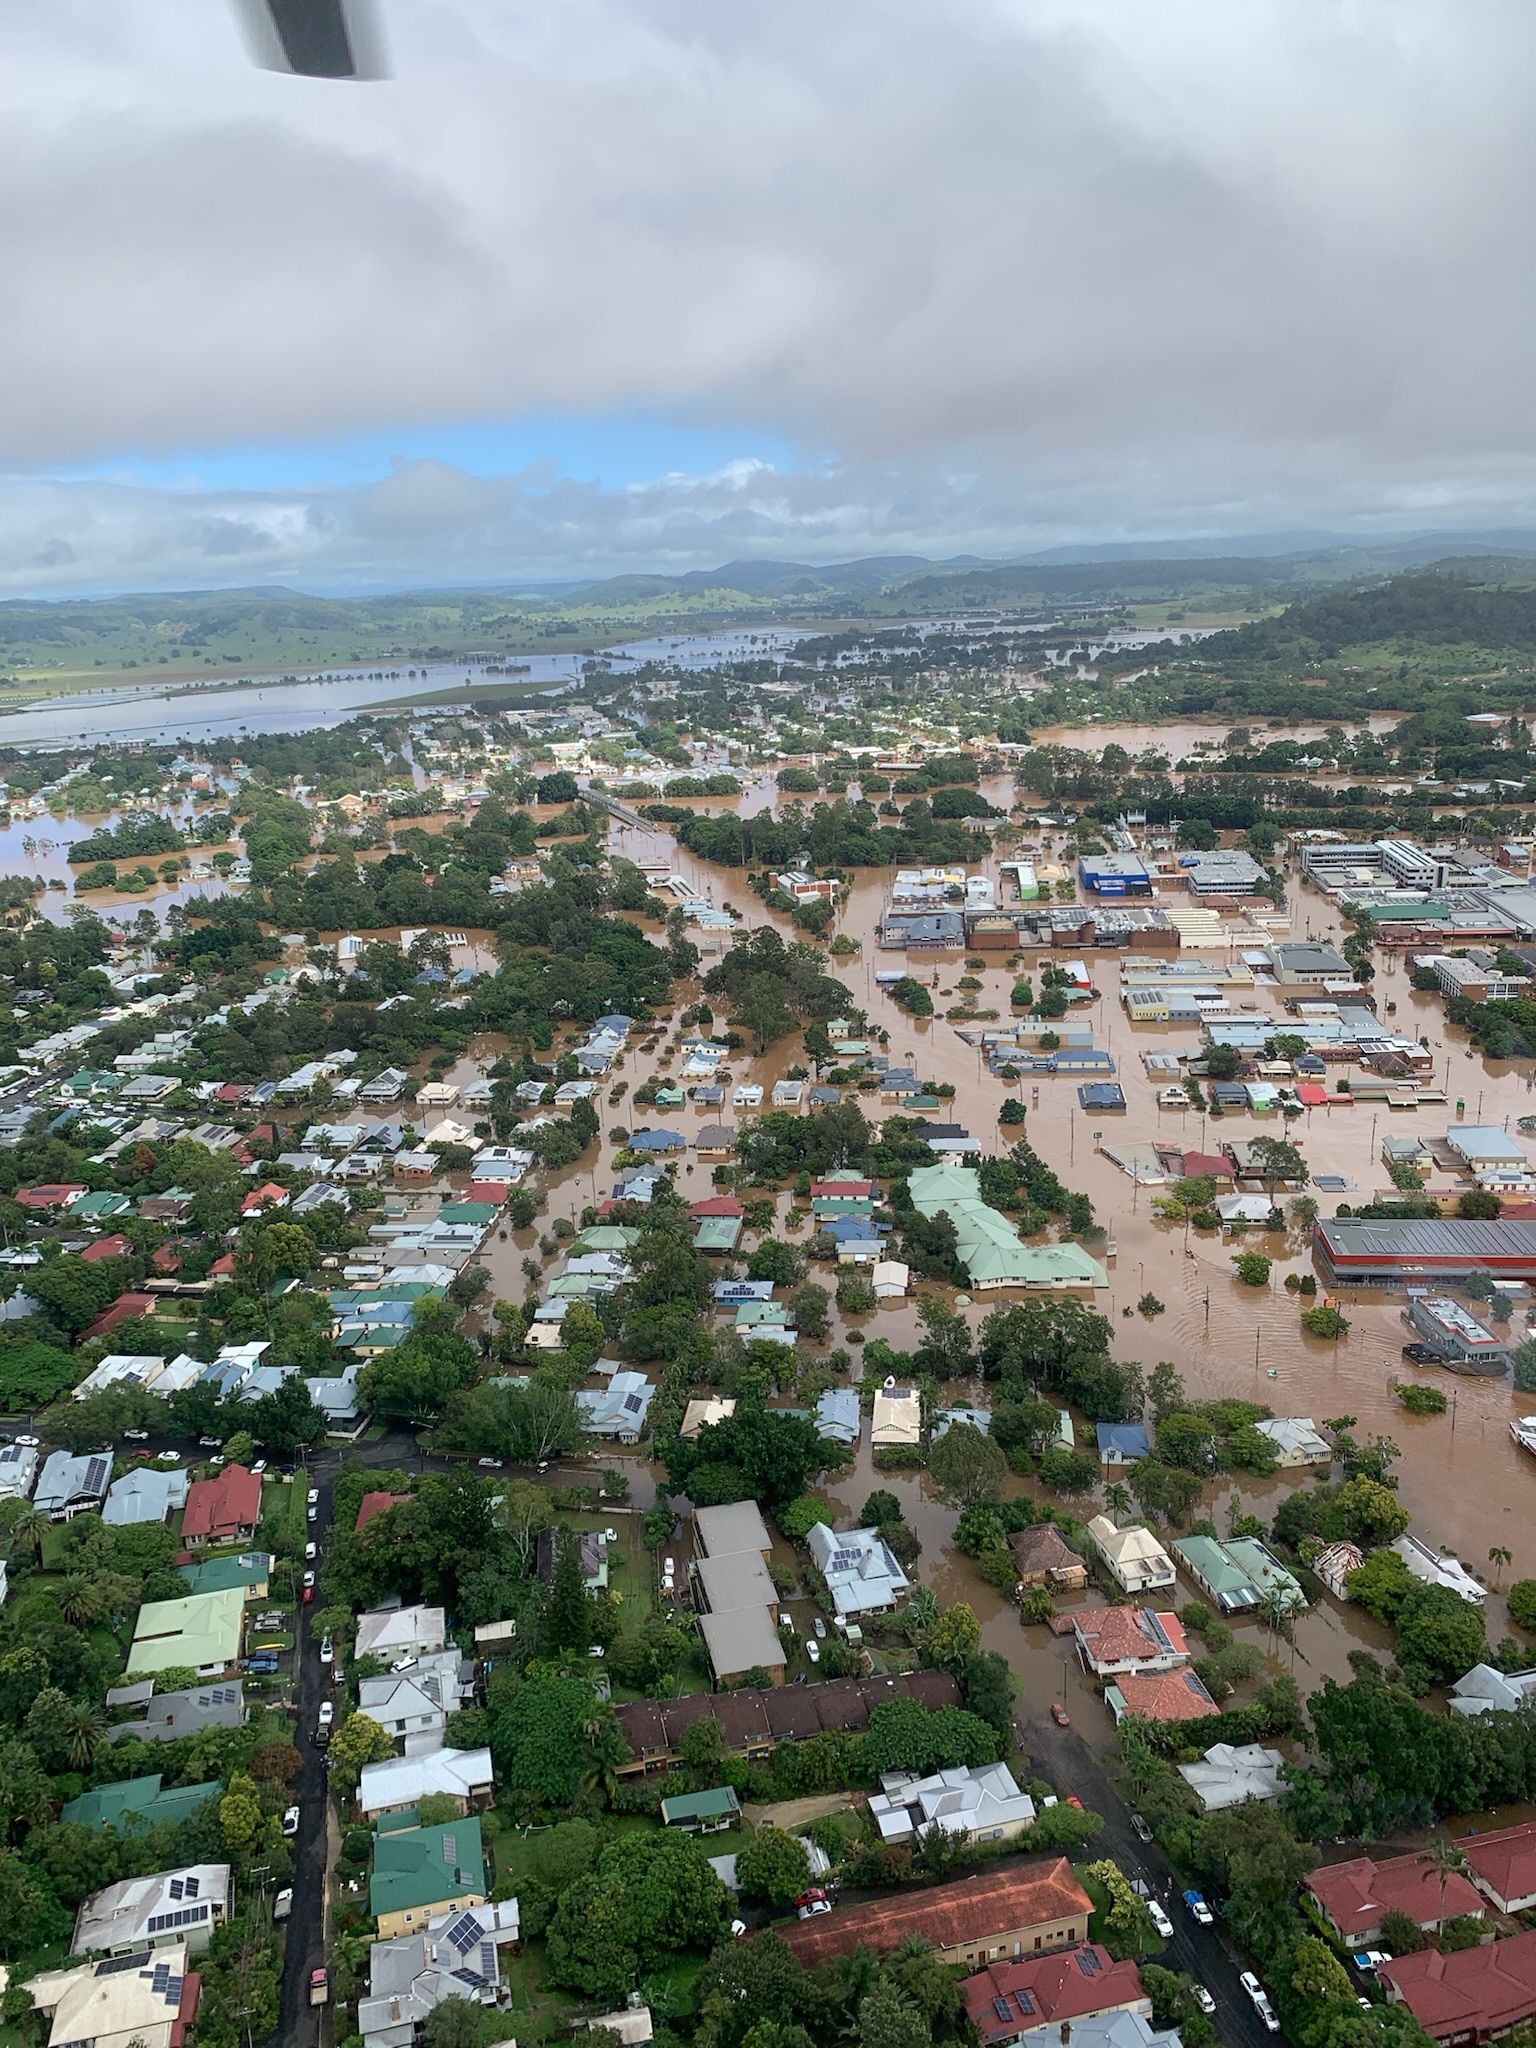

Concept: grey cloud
[[199, 517, 275, 555]]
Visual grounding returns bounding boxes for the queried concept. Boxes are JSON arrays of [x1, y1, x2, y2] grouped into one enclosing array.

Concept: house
[[358, 1747, 496, 1822], [1307, 1852, 1485, 1946], [138, 1187, 197, 1223], [805, 1522, 910, 1618], [28, 1941, 201, 2048], [579, 2006, 654, 2048], [1315, 1540, 1366, 1601], [70, 1189, 132, 1224], [74, 1352, 167, 1400], [575, 1371, 655, 1442], [612, 1671, 961, 1777], [360, 1906, 516, 2048], [816, 1388, 862, 1444], [869, 1761, 1036, 1846], [0, 1440, 39, 1501], [181, 1464, 262, 1548], [355, 1604, 448, 1663], [33, 1449, 112, 1521], [1096, 1424, 1151, 1466], [1461, 1822, 1536, 1913], [1087, 1518, 1177, 1595], [178, 1553, 271, 1601], [962, 1945, 1149, 2045], [1254, 1418, 1333, 1467], [871, 1382, 922, 1447], [1380, 1929, 1536, 2044], [103, 1466, 191, 1527], [372, 1817, 487, 1940], [127, 1588, 245, 1679], [693, 1501, 785, 1689], [64, 1773, 221, 1831], [1008, 1525, 1088, 1591], [1393, 1534, 1487, 1605], [1450, 1664, 1536, 1717], [779, 1857, 1092, 1969], [16, 1182, 87, 1211], [356, 1490, 410, 1533], [72, 1863, 231, 1957], [660, 1787, 741, 1835], [81, 1291, 160, 1344], [106, 1681, 245, 1747], [1104, 1670, 1220, 1725], [1070, 1608, 1189, 1680], [1176, 1742, 1286, 1812], [681, 1398, 736, 1440], [1173, 1535, 1306, 1615]]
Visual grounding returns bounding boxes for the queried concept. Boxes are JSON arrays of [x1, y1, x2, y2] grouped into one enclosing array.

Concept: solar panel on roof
[[100, 1953, 150, 1975], [994, 2000, 1013, 2022], [184, 1874, 199, 1897], [1077, 1951, 1102, 1977], [444, 1913, 480, 1954]]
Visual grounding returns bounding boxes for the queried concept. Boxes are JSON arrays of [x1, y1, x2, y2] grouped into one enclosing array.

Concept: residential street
[[275, 1453, 337, 2047]]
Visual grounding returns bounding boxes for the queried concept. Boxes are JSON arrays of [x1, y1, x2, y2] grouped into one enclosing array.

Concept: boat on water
[[1510, 1417, 1536, 1455]]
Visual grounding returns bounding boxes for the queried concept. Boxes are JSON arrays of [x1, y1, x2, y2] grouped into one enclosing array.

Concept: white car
[[253, 1458, 267, 1474], [302, 1569, 316, 1590], [813, 1617, 827, 1639], [1240, 1974, 1280, 2033], [12, 1435, 37, 1448], [806, 1639, 820, 1664], [1192, 1989, 1215, 2017], [307, 1487, 319, 1505], [1147, 1900, 1173, 1939], [304, 1542, 317, 1563], [307, 1503, 317, 1523], [124, 1428, 149, 1441], [157, 1448, 181, 1464], [317, 1701, 334, 1734], [282, 1805, 300, 1837], [320, 1634, 334, 1665], [477, 1457, 504, 1468]]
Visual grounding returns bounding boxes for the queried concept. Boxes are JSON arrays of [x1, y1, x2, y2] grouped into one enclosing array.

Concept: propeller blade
[[229, 0, 389, 79]]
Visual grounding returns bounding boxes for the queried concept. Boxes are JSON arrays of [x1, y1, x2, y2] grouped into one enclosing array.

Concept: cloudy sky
[[4, 0, 1535, 595]]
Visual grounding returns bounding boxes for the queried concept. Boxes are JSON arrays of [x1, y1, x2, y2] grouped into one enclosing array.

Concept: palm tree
[[579, 1718, 630, 1803], [1104, 1482, 1133, 1522], [4, 1506, 45, 1564], [62, 1701, 105, 1771], [57, 1575, 106, 1628], [1489, 1545, 1514, 1590], [1421, 1838, 1472, 1923]]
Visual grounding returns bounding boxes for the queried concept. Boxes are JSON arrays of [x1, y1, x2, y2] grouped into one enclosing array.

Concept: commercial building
[[72, 1864, 231, 1958], [1380, 1929, 1536, 2044], [780, 1858, 1092, 1969], [1315, 1216, 1536, 1288], [1307, 1853, 1485, 1945], [1403, 1295, 1511, 1373], [1078, 855, 1153, 898], [1269, 941, 1353, 984], [869, 1762, 1036, 1847], [962, 1946, 1150, 2046]]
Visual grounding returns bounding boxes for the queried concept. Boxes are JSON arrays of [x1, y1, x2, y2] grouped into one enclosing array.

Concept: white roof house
[[1392, 1534, 1487, 1605], [868, 1762, 1035, 1845], [30, 1942, 198, 2048], [1254, 1418, 1333, 1467], [805, 1523, 910, 1617], [1087, 1516, 1176, 1594], [358, 1649, 472, 1756], [872, 1259, 910, 1299], [355, 1604, 448, 1663], [72, 1863, 231, 1957], [870, 1382, 922, 1448], [1449, 1664, 1536, 1717], [0, 1440, 38, 1499], [358, 1746, 494, 1820], [359, 1903, 520, 2048], [1314, 1541, 1365, 1600], [103, 1466, 191, 1527], [34, 1449, 112, 1520], [1177, 1742, 1287, 1812]]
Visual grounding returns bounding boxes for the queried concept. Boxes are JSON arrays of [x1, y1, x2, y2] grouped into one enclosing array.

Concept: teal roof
[[694, 1217, 743, 1252], [661, 1786, 741, 1824], [439, 1202, 499, 1226], [178, 1553, 270, 1596], [63, 1773, 220, 1832], [71, 1190, 132, 1219], [371, 1817, 486, 1918]]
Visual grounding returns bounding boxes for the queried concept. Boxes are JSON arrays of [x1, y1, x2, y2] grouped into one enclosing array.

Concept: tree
[[1231, 1252, 1272, 1287], [494, 1676, 627, 1810], [736, 1828, 812, 1907], [545, 1831, 730, 2003], [1199, 1802, 1313, 1959], [544, 1528, 596, 1653], [219, 1772, 263, 1849], [922, 1602, 982, 1673], [862, 1490, 904, 1529], [1131, 1460, 1203, 1526], [1248, 1137, 1307, 1194], [856, 1984, 932, 2048], [1288, 1935, 1356, 2014], [327, 1711, 397, 1796], [1397, 1584, 1487, 1688], [1378, 1908, 1426, 1957], [914, 1297, 975, 1379], [423, 1999, 485, 2048], [962, 1649, 1017, 1742], [359, 1329, 478, 1425], [1335, 1477, 1411, 1549], [248, 1374, 326, 1455], [927, 1424, 1006, 1510], [1509, 1579, 1536, 1631], [747, 1240, 806, 1286], [1146, 1361, 1186, 1422]]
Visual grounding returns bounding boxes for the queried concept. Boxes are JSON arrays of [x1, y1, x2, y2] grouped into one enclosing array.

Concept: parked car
[[1192, 1988, 1215, 2017], [477, 1457, 504, 1468], [123, 1429, 149, 1442], [307, 1487, 319, 1505], [806, 1639, 820, 1664], [156, 1448, 181, 1464], [304, 1542, 317, 1563], [1050, 1702, 1070, 1727], [282, 1806, 300, 1837], [302, 1569, 315, 1589], [317, 1701, 334, 1738], [198, 1436, 224, 1449], [302, 1585, 315, 1603], [813, 1617, 827, 1639], [12, 1435, 37, 1448], [1129, 1813, 1154, 1843], [1241, 1974, 1280, 2033], [1184, 1889, 1214, 1926], [1402, 1343, 1443, 1365], [797, 1898, 833, 1919], [252, 1459, 267, 1474], [309, 1967, 329, 2007], [1147, 1900, 1174, 1939], [307, 1503, 317, 1523], [319, 1634, 334, 1665], [274, 1888, 293, 1921]]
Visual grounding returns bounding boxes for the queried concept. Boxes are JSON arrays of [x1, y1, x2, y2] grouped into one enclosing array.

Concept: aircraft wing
[[230, 0, 389, 78]]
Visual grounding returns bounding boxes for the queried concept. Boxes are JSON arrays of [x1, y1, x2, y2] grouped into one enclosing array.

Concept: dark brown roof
[[780, 1858, 1091, 1966], [614, 1671, 961, 1758], [1008, 1525, 1085, 1573]]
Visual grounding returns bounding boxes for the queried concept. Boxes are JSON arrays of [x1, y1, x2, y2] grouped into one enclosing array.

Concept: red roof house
[[1070, 1607, 1189, 1679], [465, 1182, 509, 1207], [152, 1243, 186, 1274], [208, 1252, 236, 1278], [81, 1292, 158, 1343], [182, 1464, 263, 1548], [1180, 1153, 1234, 1184], [780, 1859, 1092, 1969], [1307, 1853, 1485, 1944], [1108, 1669, 1220, 1725], [17, 1183, 88, 1212], [80, 1234, 132, 1265], [690, 1196, 746, 1219], [1381, 1929, 1536, 2043], [963, 1946, 1149, 2045], [241, 1183, 290, 1216], [356, 1490, 409, 1534], [1461, 1823, 1536, 1914], [214, 1083, 253, 1105]]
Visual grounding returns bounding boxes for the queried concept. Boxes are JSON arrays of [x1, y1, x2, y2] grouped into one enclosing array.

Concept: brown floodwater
[[444, 746, 1536, 1717]]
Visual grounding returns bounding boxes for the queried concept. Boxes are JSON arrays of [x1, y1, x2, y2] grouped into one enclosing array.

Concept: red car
[[1065, 1795, 1083, 1810], [1050, 1703, 1070, 1727], [302, 1585, 315, 1603], [794, 1888, 828, 1909]]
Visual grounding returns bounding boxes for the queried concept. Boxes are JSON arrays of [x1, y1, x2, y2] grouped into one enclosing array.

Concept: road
[[1018, 1704, 1287, 2048], [275, 1452, 337, 2047]]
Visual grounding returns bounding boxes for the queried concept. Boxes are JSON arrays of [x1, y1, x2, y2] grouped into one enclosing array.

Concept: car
[[795, 1888, 829, 1908], [12, 1435, 37, 1448], [806, 1638, 820, 1663], [1192, 1989, 1215, 2017], [252, 1458, 267, 1474], [797, 1898, 833, 1919], [1147, 1900, 1173, 1939], [156, 1448, 181, 1463], [302, 1569, 316, 1588], [309, 1967, 329, 2008], [477, 1457, 504, 1468], [302, 1584, 315, 1603], [1240, 1973, 1280, 2033], [813, 1617, 827, 1639], [307, 1503, 317, 1522], [1402, 1343, 1443, 1365], [282, 1805, 300, 1837], [1050, 1702, 1070, 1727], [198, 1436, 224, 1449], [1129, 1813, 1154, 1843], [1064, 1795, 1083, 1809], [307, 1487, 319, 1505], [123, 1428, 149, 1441], [304, 1542, 316, 1563], [317, 1701, 334, 1735], [320, 1634, 334, 1664], [1183, 1889, 1214, 1927], [273, 1887, 293, 1922], [1352, 1952, 1392, 1974]]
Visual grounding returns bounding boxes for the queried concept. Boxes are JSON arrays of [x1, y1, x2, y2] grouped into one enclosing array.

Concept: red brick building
[[779, 1858, 1092, 1970]]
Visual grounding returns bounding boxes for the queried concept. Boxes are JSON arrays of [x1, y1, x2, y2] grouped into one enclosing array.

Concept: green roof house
[[70, 1190, 132, 1222], [693, 1216, 743, 1254], [371, 1817, 486, 1938], [660, 1786, 740, 1834], [63, 1773, 220, 1831], [1174, 1535, 1306, 1616], [60, 1071, 123, 1101], [438, 1202, 499, 1227], [178, 1552, 272, 1600], [127, 1587, 245, 1677]]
